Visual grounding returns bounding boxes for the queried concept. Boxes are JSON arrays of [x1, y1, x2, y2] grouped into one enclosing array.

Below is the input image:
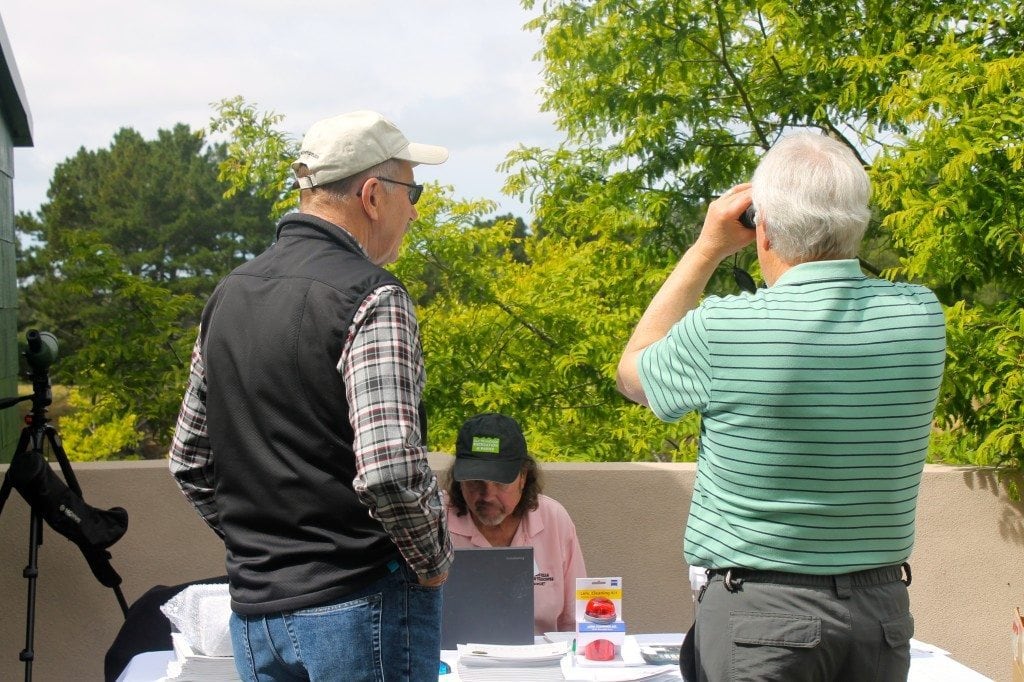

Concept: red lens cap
[[584, 638, 616, 661]]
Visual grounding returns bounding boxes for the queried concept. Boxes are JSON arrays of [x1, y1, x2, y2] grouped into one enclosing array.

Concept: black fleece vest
[[201, 213, 421, 615]]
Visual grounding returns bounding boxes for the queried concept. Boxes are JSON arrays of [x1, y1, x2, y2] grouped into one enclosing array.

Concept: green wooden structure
[[0, 13, 33, 462]]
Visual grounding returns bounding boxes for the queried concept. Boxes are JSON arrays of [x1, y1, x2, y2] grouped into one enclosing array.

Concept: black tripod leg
[[45, 426, 83, 498], [1, 427, 41, 681], [0, 427, 32, 515], [20, 508, 43, 682], [114, 583, 128, 617], [0, 467, 14, 517]]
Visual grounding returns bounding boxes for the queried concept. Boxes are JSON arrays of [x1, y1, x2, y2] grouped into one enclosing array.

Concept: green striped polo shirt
[[639, 259, 946, 574]]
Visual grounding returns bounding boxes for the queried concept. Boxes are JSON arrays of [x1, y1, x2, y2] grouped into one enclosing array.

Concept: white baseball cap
[[291, 110, 449, 190]]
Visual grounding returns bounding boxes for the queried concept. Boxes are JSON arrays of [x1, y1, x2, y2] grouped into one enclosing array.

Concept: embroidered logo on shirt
[[471, 436, 501, 454], [534, 572, 554, 587]]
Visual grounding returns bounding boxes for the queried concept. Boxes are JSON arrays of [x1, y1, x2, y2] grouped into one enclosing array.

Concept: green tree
[[17, 124, 277, 458], [870, 38, 1024, 484], [20, 124, 275, 316], [47, 230, 196, 459], [207, 96, 298, 219], [503, 0, 1024, 472], [393, 194, 694, 461]]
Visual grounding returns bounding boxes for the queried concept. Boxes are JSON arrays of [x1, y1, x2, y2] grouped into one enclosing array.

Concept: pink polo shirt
[[446, 494, 587, 634]]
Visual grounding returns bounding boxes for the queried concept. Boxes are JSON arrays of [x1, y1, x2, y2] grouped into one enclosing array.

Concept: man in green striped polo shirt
[[616, 132, 945, 681]]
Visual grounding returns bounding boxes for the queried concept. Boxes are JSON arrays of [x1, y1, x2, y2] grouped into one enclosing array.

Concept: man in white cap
[[170, 110, 453, 681]]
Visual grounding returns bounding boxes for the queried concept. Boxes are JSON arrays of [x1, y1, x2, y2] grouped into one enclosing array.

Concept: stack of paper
[[163, 632, 241, 681], [456, 641, 568, 681]]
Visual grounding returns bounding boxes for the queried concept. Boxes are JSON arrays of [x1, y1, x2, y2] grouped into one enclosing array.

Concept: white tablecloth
[[117, 634, 993, 682]]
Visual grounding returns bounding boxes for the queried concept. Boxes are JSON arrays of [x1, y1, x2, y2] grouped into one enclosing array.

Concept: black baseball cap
[[452, 413, 528, 484]]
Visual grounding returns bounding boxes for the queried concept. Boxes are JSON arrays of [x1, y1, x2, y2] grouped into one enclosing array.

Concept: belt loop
[[901, 562, 912, 587], [834, 574, 852, 600], [724, 568, 744, 592]]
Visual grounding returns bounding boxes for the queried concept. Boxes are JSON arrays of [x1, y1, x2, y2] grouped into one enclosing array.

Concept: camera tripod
[[0, 331, 128, 682]]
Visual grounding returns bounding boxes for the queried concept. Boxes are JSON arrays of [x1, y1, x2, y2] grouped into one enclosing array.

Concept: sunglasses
[[375, 176, 424, 205]]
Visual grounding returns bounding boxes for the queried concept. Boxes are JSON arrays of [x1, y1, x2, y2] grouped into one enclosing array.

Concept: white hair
[[751, 132, 871, 263]]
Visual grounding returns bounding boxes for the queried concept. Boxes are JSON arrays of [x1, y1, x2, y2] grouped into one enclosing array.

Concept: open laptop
[[440, 546, 535, 649]]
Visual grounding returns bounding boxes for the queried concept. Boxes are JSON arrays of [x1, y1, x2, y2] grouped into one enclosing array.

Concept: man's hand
[[419, 571, 448, 588], [692, 183, 757, 263]]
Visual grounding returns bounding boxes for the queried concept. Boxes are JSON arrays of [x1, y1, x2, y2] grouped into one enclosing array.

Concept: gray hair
[[751, 132, 871, 263], [298, 158, 404, 204]]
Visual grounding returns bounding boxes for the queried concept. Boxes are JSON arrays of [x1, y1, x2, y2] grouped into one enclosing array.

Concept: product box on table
[[575, 577, 625, 660]]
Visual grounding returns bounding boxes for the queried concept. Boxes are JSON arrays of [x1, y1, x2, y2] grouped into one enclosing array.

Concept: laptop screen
[[440, 546, 535, 649]]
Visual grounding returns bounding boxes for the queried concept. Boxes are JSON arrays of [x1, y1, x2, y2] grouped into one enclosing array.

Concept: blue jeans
[[229, 561, 443, 682]]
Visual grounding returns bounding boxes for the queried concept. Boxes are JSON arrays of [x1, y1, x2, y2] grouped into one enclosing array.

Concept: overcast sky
[[2, 1, 562, 221]]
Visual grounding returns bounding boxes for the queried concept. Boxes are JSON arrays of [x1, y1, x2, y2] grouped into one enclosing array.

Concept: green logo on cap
[[472, 436, 501, 454]]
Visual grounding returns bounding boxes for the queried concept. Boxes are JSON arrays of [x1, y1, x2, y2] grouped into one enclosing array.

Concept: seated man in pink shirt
[[444, 413, 587, 634]]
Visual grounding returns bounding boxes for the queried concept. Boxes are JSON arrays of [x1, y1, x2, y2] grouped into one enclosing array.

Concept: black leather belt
[[708, 562, 911, 595]]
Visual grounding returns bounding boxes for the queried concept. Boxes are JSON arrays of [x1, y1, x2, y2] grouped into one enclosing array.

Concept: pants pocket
[[876, 612, 914, 681], [290, 594, 385, 682], [881, 612, 914, 647], [729, 611, 821, 681]]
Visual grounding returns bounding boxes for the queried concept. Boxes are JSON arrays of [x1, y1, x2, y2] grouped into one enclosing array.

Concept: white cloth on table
[[159, 583, 233, 657]]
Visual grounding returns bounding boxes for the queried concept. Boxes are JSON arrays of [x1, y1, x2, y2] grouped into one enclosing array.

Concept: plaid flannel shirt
[[169, 284, 452, 580]]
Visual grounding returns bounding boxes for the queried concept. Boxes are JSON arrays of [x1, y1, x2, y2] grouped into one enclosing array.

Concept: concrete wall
[[0, 460, 1020, 681]]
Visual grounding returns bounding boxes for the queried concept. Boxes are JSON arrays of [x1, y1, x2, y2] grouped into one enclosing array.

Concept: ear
[[756, 219, 771, 253], [359, 177, 383, 221]]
